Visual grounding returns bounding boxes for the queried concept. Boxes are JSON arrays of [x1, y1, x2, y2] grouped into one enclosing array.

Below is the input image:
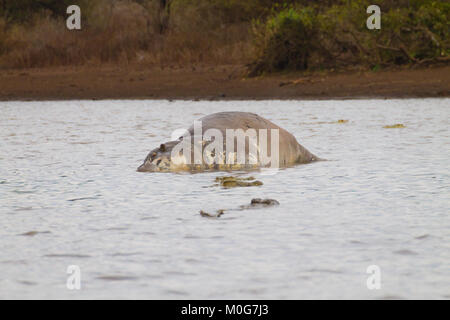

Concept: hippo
[[137, 112, 320, 172]]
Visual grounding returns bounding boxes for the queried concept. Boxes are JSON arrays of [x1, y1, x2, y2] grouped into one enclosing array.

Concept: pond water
[[0, 99, 449, 299]]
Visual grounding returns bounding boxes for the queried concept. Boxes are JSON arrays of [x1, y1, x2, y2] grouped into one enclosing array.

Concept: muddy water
[[0, 99, 449, 299]]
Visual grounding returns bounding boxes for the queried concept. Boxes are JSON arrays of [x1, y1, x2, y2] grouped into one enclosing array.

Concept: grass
[[0, 0, 253, 68], [0, 0, 448, 72]]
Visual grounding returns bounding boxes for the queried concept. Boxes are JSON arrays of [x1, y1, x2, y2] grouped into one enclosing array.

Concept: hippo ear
[[160, 144, 166, 152]]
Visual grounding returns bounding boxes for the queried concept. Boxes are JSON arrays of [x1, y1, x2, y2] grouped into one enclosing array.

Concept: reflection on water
[[0, 99, 449, 299]]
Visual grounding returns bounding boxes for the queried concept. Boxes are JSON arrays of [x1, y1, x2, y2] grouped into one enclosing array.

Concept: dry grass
[[0, 0, 253, 69]]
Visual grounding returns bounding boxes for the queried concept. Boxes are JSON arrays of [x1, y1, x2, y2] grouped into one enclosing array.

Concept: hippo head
[[137, 141, 178, 172]]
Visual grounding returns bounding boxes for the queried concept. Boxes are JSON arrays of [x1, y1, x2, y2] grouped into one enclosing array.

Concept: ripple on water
[[349, 240, 366, 244], [142, 231, 157, 236], [239, 288, 267, 295], [1, 260, 28, 265], [393, 249, 418, 256], [11, 190, 35, 194], [414, 234, 430, 240], [184, 258, 201, 264], [14, 207, 34, 212], [18, 231, 51, 236], [163, 271, 197, 277], [96, 275, 139, 281], [164, 289, 189, 296], [146, 259, 163, 264], [376, 295, 405, 300], [17, 280, 37, 286], [67, 197, 99, 202], [109, 252, 141, 257], [184, 234, 202, 239], [106, 227, 129, 231], [44, 254, 91, 259], [307, 268, 344, 274], [140, 216, 160, 221]]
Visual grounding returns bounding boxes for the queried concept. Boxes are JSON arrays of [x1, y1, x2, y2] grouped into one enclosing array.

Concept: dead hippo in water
[[137, 111, 320, 172]]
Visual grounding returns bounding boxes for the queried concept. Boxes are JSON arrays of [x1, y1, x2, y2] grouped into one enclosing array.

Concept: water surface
[[0, 99, 449, 299]]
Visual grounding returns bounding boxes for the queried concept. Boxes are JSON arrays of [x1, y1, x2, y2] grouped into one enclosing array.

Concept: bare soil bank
[[0, 64, 448, 101]]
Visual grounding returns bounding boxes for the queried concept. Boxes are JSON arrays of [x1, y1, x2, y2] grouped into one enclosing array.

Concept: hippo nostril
[[137, 161, 157, 172]]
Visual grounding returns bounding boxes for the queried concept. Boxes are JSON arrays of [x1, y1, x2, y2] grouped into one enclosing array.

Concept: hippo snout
[[137, 161, 157, 172]]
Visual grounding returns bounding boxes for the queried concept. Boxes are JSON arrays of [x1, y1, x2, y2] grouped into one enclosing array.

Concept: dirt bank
[[0, 64, 448, 101]]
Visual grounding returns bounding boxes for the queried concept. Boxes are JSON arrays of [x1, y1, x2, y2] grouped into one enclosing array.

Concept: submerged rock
[[250, 198, 280, 206], [239, 198, 280, 209], [383, 123, 405, 128], [215, 176, 263, 188], [200, 209, 224, 218], [200, 198, 279, 217], [19, 231, 51, 237]]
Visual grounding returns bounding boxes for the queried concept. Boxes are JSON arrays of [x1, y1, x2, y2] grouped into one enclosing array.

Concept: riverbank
[[0, 64, 448, 101]]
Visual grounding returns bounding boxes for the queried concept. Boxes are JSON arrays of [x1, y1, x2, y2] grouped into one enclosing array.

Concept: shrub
[[249, 7, 317, 76], [0, 0, 448, 70], [248, 0, 449, 75]]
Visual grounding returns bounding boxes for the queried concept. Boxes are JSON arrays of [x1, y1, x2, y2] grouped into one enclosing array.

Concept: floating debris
[[239, 198, 280, 209], [215, 176, 263, 188], [215, 176, 255, 182], [383, 124, 405, 129], [393, 249, 418, 255], [200, 209, 224, 218], [250, 198, 280, 206], [96, 275, 138, 281], [19, 231, 51, 237], [298, 120, 349, 125], [200, 199, 279, 217]]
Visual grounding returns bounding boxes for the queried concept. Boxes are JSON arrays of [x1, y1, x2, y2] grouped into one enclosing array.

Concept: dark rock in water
[[200, 198, 279, 217], [393, 249, 418, 256], [19, 230, 51, 237], [239, 198, 280, 210], [250, 198, 280, 206], [215, 176, 263, 188], [200, 209, 224, 218]]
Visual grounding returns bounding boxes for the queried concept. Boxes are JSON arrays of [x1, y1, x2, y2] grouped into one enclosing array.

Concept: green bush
[[249, 7, 317, 76], [248, 0, 449, 75]]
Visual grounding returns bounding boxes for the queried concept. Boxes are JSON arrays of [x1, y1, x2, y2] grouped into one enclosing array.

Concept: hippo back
[[186, 112, 316, 166]]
